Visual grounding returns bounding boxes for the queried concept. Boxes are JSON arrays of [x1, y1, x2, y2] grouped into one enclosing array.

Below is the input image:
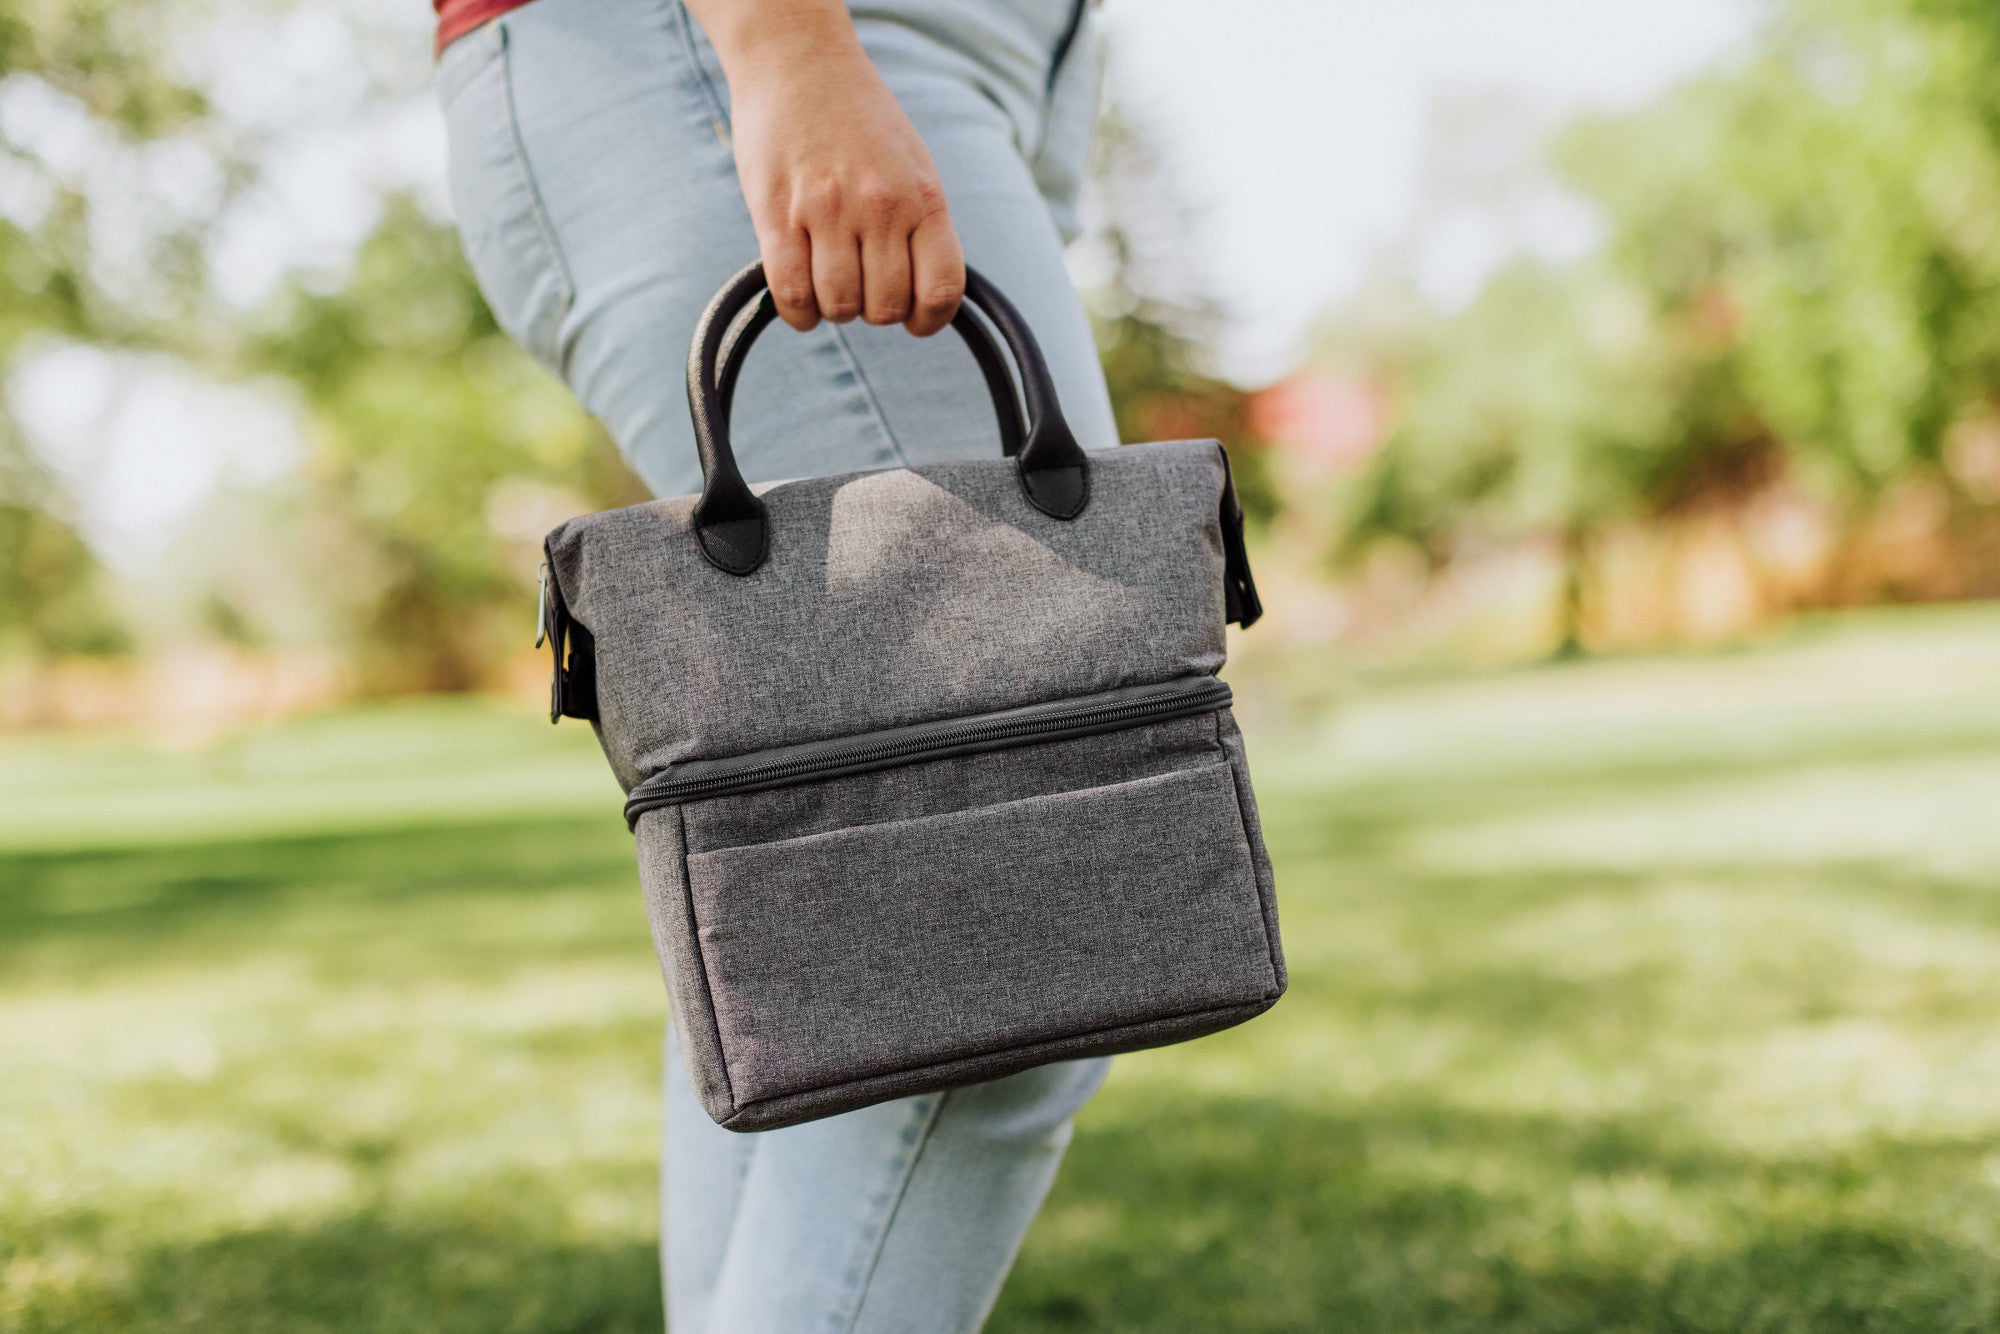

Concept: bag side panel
[[1216, 708, 1286, 994], [633, 807, 740, 1124]]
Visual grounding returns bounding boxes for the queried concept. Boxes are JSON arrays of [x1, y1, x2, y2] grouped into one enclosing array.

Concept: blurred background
[[8, 0, 2000, 1329]]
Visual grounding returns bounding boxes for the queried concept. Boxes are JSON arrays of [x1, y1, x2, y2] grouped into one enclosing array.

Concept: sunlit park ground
[[8, 607, 2000, 1332]]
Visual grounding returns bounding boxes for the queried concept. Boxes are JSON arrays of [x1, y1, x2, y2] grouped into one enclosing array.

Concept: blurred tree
[[3, 1, 636, 695], [1084, 106, 1276, 525], [1332, 0, 2000, 645], [0, 468, 128, 658], [1563, 0, 2000, 508], [246, 196, 641, 693], [0, 0, 238, 662]]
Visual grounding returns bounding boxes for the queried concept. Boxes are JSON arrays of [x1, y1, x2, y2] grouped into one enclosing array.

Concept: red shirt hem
[[435, 0, 537, 56]]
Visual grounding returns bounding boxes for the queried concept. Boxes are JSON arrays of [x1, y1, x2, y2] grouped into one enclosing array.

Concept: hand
[[691, 0, 965, 336]]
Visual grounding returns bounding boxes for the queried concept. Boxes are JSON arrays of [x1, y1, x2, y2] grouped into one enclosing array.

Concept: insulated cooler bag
[[538, 262, 1285, 1131]]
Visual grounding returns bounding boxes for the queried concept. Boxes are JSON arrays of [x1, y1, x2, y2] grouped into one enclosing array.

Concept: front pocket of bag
[[682, 760, 1279, 1105]]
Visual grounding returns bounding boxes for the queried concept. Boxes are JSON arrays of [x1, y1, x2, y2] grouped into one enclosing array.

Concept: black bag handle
[[686, 260, 1091, 575], [713, 285, 1027, 460]]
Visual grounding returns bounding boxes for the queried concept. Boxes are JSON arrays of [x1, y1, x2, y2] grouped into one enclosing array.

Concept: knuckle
[[863, 300, 908, 327], [798, 177, 843, 221], [857, 177, 902, 224], [910, 176, 947, 217], [770, 278, 815, 312], [915, 280, 961, 315]]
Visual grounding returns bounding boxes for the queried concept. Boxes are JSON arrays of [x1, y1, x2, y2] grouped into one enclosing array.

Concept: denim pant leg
[[438, 2, 1117, 1330], [666, 1029, 1108, 1334], [441, 0, 1117, 501]]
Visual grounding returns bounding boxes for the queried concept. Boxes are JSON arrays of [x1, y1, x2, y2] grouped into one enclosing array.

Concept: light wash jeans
[[437, 2, 1115, 1329]]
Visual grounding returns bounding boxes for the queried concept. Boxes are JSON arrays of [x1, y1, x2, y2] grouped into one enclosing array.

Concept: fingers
[[763, 176, 957, 335], [905, 209, 964, 337], [761, 224, 819, 332], [859, 220, 913, 327], [809, 225, 863, 325]]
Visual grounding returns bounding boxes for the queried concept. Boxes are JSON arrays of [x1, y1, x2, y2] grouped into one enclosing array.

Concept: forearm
[[678, 0, 964, 336], [681, 0, 865, 95]]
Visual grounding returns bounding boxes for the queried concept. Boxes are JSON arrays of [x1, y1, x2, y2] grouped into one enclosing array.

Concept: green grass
[[9, 608, 2000, 1331]]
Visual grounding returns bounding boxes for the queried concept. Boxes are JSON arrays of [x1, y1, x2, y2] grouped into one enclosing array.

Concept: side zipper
[[623, 675, 1231, 827]]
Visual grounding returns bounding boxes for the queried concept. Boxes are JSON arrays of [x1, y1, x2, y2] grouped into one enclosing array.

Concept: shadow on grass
[[21, 1203, 661, 1334], [0, 815, 635, 960], [21, 1093, 1997, 1334], [996, 1092, 2000, 1334]]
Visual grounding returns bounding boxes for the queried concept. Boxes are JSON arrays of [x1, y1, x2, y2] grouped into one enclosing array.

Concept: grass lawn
[[8, 608, 2000, 1331]]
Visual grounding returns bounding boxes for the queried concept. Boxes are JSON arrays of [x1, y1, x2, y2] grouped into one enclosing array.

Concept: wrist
[[699, 1, 866, 88]]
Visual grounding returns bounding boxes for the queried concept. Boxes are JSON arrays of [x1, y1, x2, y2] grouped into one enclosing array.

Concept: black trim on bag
[[1216, 443, 1263, 629], [622, 675, 1232, 827], [539, 546, 597, 724]]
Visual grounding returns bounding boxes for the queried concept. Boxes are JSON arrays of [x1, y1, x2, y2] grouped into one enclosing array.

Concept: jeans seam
[[494, 21, 578, 370], [826, 328, 912, 467], [670, 1, 733, 141], [669, 0, 903, 466], [835, 1090, 950, 1334], [1032, 0, 1089, 160]]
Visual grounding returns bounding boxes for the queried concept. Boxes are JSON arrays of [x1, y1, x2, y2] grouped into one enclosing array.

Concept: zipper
[[623, 675, 1231, 827]]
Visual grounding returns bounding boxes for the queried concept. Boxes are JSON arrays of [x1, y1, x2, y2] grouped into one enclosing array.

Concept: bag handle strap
[[713, 286, 1027, 460], [686, 260, 1091, 575]]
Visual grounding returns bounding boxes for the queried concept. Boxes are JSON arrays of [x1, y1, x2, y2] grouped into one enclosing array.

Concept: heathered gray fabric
[[1216, 710, 1288, 995], [687, 762, 1275, 1103], [640, 724, 1272, 1136], [635, 720, 1282, 1130], [634, 804, 737, 1119], [678, 709, 1225, 854], [714, 1001, 1274, 1133], [547, 438, 1231, 791], [583, 437, 1283, 1131]]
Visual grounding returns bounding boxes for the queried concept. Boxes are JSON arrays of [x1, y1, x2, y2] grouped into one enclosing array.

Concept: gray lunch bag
[[538, 263, 1284, 1131]]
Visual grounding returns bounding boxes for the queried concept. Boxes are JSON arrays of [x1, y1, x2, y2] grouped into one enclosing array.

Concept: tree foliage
[[1085, 106, 1275, 525], [243, 197, 640, 691], [0, 0, 223, 659], [2, 1, 633, 690], [1333, 0, 2000, 631]]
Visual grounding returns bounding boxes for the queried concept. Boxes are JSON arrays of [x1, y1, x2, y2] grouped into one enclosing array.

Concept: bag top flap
[[545, 438, 1234, 791]]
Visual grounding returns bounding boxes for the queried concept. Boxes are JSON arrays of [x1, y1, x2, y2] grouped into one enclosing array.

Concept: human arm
[[683, 0, 964, 336]]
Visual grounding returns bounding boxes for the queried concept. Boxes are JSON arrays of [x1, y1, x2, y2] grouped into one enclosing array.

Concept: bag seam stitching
[[683, 754, 1229, 869], [1216, 708, 1284, 991], [674, 803, 739, 1112], [730, 995, 1271, 1119]]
